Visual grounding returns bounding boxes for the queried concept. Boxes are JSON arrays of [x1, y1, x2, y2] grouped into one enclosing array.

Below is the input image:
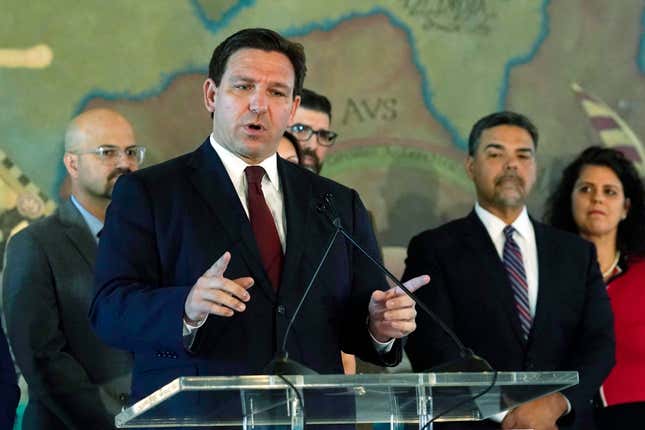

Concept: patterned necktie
[[502, 225, 532, 339], [245, 166, 283, 291]]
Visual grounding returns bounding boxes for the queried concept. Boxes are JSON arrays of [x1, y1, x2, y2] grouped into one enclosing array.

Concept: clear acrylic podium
[[115, 371, 578, 429]]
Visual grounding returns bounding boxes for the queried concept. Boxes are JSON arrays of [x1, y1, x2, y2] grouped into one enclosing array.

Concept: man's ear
[[203, 78, 217, 113], [465, 155, 475, 180], [288, 95, 301, 123], [63, 153, 79, 179]]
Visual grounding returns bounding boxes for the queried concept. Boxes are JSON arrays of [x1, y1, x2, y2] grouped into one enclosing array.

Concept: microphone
[[319, 192, 492, 372], [263, 194, 343, 375]]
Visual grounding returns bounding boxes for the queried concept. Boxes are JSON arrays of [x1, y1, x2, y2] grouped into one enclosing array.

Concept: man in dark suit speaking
[[90, 28, 428, 404], [403, 111, 615, 430]]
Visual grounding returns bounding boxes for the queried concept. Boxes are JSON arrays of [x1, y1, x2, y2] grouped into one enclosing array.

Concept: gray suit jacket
[[3, 198, 132, 430]]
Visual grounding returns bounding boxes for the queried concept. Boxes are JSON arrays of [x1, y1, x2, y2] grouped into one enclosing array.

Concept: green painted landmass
[[195, 0, 240, 22], [0, 0, 544, 198], [324, 145, 471, 190], [0, 0, 218, 195]]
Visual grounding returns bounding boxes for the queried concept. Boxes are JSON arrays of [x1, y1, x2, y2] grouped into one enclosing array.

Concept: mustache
[[108, 168, 132, 181], [495, 173, 524, 187], [300, 147, 322, 173]]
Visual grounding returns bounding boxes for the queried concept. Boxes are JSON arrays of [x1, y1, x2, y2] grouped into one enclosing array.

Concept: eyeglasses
[[288, 123, 338, 147], [72, 145, 146, 164]]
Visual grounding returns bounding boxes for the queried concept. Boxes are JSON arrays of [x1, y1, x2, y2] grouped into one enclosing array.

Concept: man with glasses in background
[[3, 108, 140, 430], [288, 88, 358, 374], [288, 88, 338, 174]]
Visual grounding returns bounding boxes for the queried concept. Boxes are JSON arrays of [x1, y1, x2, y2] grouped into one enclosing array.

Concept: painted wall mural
[[2, 1, 645, 257], [2, 0, 645, 413]]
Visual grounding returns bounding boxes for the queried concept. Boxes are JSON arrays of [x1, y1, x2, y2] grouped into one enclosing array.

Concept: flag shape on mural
[[572, 82, 645, 175], [0, 148, 56, 271]]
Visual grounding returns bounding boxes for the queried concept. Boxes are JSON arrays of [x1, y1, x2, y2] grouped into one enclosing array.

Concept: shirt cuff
[[182, 315, 208, 348], [368, 328, 395, 354], [489, 410, 509, 423], [563, 394, 572, 415]]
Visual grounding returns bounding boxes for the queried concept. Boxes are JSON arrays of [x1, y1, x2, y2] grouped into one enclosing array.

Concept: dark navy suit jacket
[[0, 327, 19, 429], [403, 211, 615, 430], [90, 139, 399, 404]]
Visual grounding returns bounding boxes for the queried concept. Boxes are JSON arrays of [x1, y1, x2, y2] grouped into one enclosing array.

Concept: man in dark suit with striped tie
[[403, 111, 615, 430]]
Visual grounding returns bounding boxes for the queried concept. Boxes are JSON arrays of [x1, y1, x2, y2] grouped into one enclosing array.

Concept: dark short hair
[[545, 146, 645, 257], [468, 111, 539, 156], [208, 28, 306, 98], [281, 131, 302, 165], [299, 88, 332, 121]]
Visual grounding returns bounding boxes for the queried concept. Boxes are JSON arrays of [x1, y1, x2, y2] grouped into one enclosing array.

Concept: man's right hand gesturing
[[184, 252, 254, 323]]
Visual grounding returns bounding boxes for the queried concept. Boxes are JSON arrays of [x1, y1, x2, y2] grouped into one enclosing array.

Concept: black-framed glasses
[[72, 145, 146, 164], [289, 123, 338, 147]]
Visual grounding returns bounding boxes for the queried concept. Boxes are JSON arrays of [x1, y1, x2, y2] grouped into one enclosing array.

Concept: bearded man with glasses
[[3, 108, 140, 430], [288, 88, 338, 174]]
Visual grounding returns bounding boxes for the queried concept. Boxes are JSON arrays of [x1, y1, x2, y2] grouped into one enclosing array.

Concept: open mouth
[[244, 122, 266, 132]]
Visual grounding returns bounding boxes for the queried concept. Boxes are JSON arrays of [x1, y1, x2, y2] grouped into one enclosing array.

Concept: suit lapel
[[530, 220, 557, 346], [187, 140, 275, 300], [278, 159, 312, 296], [59, 199, 97, 268], [463, 211, 527, 346]]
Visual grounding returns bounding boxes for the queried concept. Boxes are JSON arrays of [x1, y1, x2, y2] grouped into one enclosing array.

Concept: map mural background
[[2, 0, 645, 424]]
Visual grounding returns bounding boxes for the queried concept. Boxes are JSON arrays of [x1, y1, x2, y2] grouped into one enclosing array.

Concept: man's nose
[[249, 91, 268, 114], [504, 156, 519, 170], [114, 151, 136, 169]]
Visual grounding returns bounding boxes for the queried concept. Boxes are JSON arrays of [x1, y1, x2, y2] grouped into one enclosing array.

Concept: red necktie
[[245, 166, 283, 290]]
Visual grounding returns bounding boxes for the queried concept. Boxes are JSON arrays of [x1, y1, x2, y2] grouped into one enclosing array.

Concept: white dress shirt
[[474, 203, 538, 317], [210, 134, 286, 251]]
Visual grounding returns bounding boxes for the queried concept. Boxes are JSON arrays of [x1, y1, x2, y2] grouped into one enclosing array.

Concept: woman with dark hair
[[277, 131, 302, 166], [545, 146, 645, 428]]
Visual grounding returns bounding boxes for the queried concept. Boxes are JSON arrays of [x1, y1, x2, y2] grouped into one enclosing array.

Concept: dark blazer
[[90, 139, 398, 403], [0, 326, 19, 429], [403, 211, 615, 430], [3, 199, 132, 430]]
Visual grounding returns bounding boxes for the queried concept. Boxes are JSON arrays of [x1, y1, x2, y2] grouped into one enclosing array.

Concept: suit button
[[277, 305, 286, 315]]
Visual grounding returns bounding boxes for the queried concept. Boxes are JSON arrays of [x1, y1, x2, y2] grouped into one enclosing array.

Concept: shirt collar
[[210, 133, 280, 192], [70, 194, 103, 242], [475, 202, 532, 241]]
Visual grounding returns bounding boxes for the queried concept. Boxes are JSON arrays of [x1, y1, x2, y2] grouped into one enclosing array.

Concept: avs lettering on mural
[[341, 98, 398, 126], [397, 0, 498, 34]]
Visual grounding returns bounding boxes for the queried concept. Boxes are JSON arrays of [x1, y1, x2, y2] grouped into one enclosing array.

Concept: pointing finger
[[204, 251, 231, 277], [395, 274, 430, 295]]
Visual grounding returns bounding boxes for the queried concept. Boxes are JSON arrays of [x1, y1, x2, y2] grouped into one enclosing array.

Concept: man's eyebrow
[[483, 143, 504, 150], [517, 147, 535, 154], [228, 75, 292, 90], [269, 82, 291, 90], [228, 75, 254, 83], [482, 143, 534, 153]]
